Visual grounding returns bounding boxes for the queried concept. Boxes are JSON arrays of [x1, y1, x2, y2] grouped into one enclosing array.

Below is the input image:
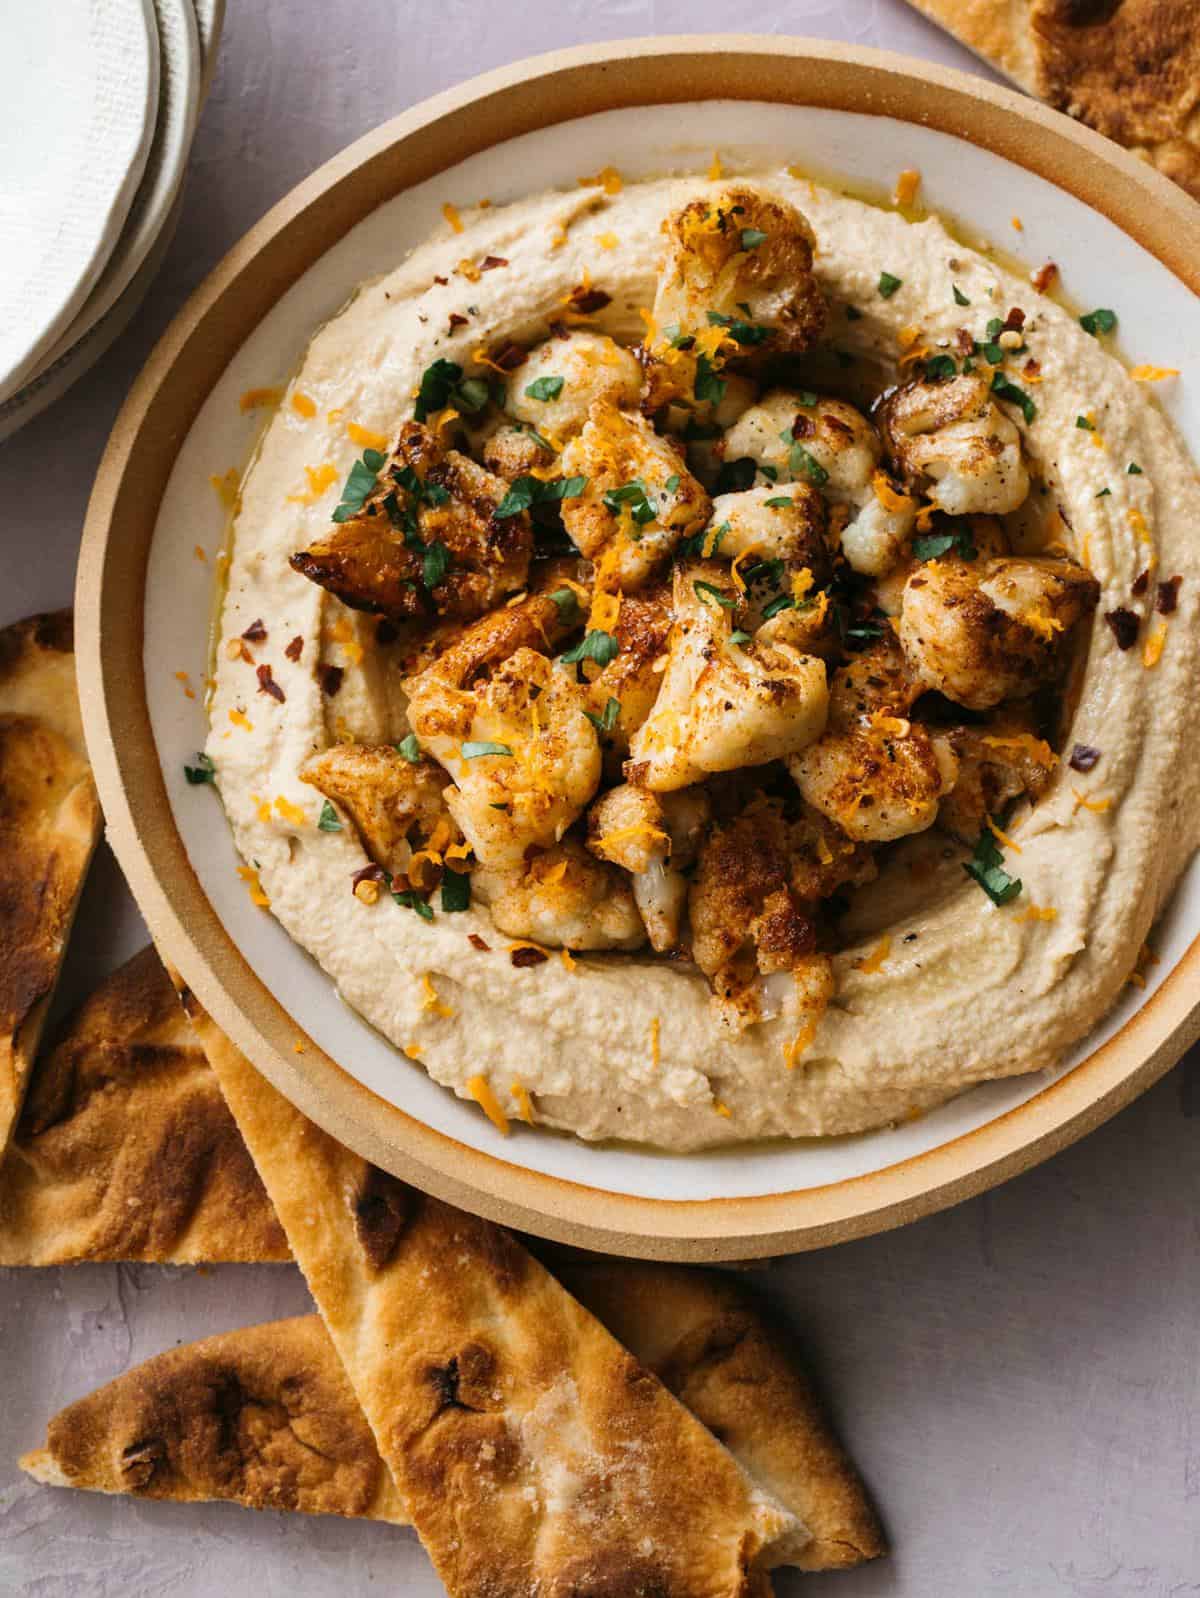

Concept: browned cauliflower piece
[[480, 422, 556, 482], [300, 743, 455, 878], [876, 372, 1030, 517], [898, 554, 1099, 709], [583, 584, 673, 755], [506, 331, 643, 441], [290, 421, 531, 623], [587, 783, 711, 953], [936, 712, 1059, 843], [472, 840, 645, 950]]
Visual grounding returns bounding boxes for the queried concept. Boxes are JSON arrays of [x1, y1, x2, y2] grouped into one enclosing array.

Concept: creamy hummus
[[207, 169, 1200, 1149]]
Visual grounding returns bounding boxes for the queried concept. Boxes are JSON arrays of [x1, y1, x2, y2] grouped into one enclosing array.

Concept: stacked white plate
[[0, 0, 225, 443]]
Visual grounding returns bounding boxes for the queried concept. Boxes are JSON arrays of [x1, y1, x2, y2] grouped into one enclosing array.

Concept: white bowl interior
[[145, 98, 1200, 1202]]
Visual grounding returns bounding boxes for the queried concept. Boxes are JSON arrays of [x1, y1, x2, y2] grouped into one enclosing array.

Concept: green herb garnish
[[964, 826, 1023, 906], [760, 592, 795, 621], [664, 473, 681, 493], [560, 630, 619, 667], [440, 869, 471, 912], [788, 442, 829, 486], [912, 527, 977, 562], [183, 753, 215, 785], [549, 587, 581, 622], [1096, 487, 1112, 498], [495, 474, 587, 518], [392, 888, 435, 921], [1075, 415, 1095, 432], [524, 375, 564, 402], [462, 741, 514, 759], [923, 353, 957, 381], [331, 448, 386, 523], [953, 284, 970, 306], [728, 629, 752, 645], [706, 310, 770, 346], [878, 271, 903, 300], [1079, 307, 1117, 337], [693, 580, 737, 609], [603, 479, 656, 525], [318, 801, 342, 832], [740, 228, 768, 250], [694, 353, 727, 404], [423, 539, 451, 589], [764, 495, 794, 508], [1127, 462, 1143, 475], [583, 696, 622, 734], [991, 371, 1037, 424], [396, 733, 420, 763]]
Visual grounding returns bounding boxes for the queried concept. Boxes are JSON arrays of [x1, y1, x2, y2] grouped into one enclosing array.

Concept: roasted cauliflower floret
[[300, 744, 455, 878], [400, 582, 582, 690], [473, 840, 644, 950], [877, 371, 1031, 516], [788, 637, 958, 843], [480, 422, 556, 482], [724, 390, 917, 577], [583, 585, 673, 754], [936, 712, 1058, 842], [506, 331, 642, 441], [643, 186, 826, 408], [898, 554, 1100, 709], [405, 646, 601, 869], [586, 783, 709, 952], [689, 798, 841, 1031], [290, 421, 532, 622], [627, 561, 829, 792], [559, 403, 710, 591], [707, 481, 830, 578]]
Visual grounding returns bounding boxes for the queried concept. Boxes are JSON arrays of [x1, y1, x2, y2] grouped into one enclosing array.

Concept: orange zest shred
[[1072, 787, 1112, 814], [1129, 365, 1179, 382], [856, 935, 891, 975], [210, 468, 240, 509], [442, 201, 464, 233], [589, 586, 622, 634], [457, 258, 482, 283], [707, 151, 723, 181], [981, 732, 1058, 768], [650, 1016, 661, 1068], [420, 973, 455, 1020], [986, 814, 1022, 853], [637, 306, 659, 345], [783, 1017, 818, 1069], [1011, 215, 1024, 231], [229, 708, 253, 731], [445, 839, 473, 863], [466, 1074, 509, 1135], [1016, 902, 1058, 923], [1128, 507, 1152, 544], [871, 711, 910, 738], [894, 168, 921, 208], [872, 471, 916, 513], [173, 670, 196, 700], [237, 865, 270, 908], [290, 390, 317, 419], [511, 1078, 535, 1125], [596, 231, 618, 251], [286, 462, 339, 505], [1143, 619, 1167, 668], [193, 544, 207, 563], [593, 820, 669, 859], [578, 165, 622, 195], [560, 947, 577, 973], [330, 614, 364, 667], [274, 795, 307, 827], [713, 1100, 732, 1118], [915, 502, 938, 533], [293, 1040, 306, 1054], [403, 1042, 423, 1061], [347, 421, 388, 451], [730, 543, 763, 596], [239, 386, 283, 413]]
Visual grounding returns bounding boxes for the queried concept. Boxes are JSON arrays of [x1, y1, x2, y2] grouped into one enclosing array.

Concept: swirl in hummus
[[206, 167, 1200, 1149]]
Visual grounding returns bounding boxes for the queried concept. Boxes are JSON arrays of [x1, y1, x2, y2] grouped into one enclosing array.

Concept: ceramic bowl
[[77, 36, 1200, 1260]]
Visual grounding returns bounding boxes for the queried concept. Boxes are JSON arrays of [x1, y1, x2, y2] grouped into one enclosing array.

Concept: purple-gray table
[[3, 5, 1197, 1593]]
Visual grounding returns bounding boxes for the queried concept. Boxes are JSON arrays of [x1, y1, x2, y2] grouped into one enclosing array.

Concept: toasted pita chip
[[0, 610, 101, 1154], [183, 996, 806, 1593], [906, 0, 1200, 199], [556, 1261, 884, 1571], [20, 1315, 407, 1524], [0, 946, 288, 1264]]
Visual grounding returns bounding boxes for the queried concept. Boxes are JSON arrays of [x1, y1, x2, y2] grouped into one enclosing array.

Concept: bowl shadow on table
[[771, 1052, 1200, 1595]]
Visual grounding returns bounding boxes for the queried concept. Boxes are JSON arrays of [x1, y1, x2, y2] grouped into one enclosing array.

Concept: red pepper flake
[[1003, 306, 1026, 332], [256, 663, 286, 702], [433, 274, 449, 286], [548, 320, 571, 341], [510, 946, 549, 968], [1157, 575, 1182, 614], [448, 312, 469, 330], [955, 327, 975, 357], [1031, 261, 1059, 293], [317, 663, 344, 696], [1022, 357, 1042, 381], [242, 618, 268, 643], [351, 863, 388, 890], [791, 413, 815, 439], [1104, 608, 1140, 650], [1069, 743, 1102, 772], [568, 286, 612, 315], [479, 255, 509, 272], [284, 635, 304, 662], [468, 933, 491, 951], [491, 341, 527, 372], [1131, 568, 1150, 597]]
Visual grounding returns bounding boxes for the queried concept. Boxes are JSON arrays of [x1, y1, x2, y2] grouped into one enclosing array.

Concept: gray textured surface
[[2, 3, 1199, 1594]]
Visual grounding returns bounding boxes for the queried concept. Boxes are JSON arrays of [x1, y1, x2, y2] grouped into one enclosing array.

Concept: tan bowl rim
[[76, 33, 1200, 1260]]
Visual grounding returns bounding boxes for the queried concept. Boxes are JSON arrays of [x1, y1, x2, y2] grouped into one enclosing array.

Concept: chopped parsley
[[583, 696, 622, 734], [922, 353, 957, 381], [740, 228, 768, 250], [912, 527, 977, 562], [991, 371, 1037, 425], [462, 741, 513, 759], [1075, 415, 1095, 432], [1096, 487, 1112, 498], [1079, 307, 1117, 337], [694, 353, 727, 404], [788, 441, 829, 486], [693, 580, 737, 609], [728, 629, 752, 646], [414, 358, 489, 421], [760, 592, 796, 621], [524, 375, 564, 402], [980, 339, 1005, 365], [392, 888, 435, 920], [422, 539, 451, 589], [495, 474, 587, 517], [561, 629, 619, 667], [603, 479, 657, 525], [318, 801, 342, 832], [332, 448, 386, 523], [396, 733, 421, 762], [964, 826, 1022, 906], [878, 271, 903, 300], [440, 868, 471, 912], [706, 309, 770, 346], [664, 473, 681, 493], [1127, 461, 1143, 475], [548, 586, 581, 622], [183, 752, 215, 785], [953, 284, 970, 306], [764, 495, 794, 508]]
